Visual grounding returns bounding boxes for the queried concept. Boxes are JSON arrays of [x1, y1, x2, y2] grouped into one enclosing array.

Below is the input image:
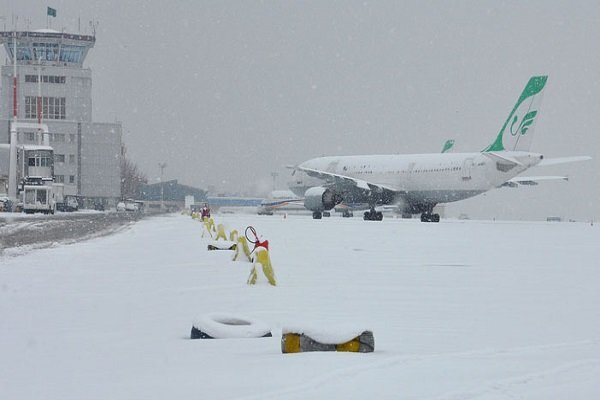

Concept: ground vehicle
[[0, 196, 12, 212], [22, 184, 56, 214], [117, 199, 144, 212]]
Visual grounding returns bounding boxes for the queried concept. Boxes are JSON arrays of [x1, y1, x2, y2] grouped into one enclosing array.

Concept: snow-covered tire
[[191, 313, 272, 339]]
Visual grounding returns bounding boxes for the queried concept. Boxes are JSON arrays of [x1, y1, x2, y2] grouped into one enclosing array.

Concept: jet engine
[[303, 186, 342, 211]]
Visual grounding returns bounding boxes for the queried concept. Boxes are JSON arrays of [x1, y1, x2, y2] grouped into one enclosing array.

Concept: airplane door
[[326, 161, 339, 173], [462, 158, 474, 180]]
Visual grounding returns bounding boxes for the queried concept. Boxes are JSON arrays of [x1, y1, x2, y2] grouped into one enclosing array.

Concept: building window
[[69, 175, 75, 184], [32, 42, 59, 62], [25, 75, 66, 84], [69, 134, 76, 143], [55, 175, 64, 183], [51, 133, 66, 143], [26, 156, 51, 167], [69, 154, 75, 164], [60, 45, 84, 63], [55, 154, 65, 163], [25, 96, 66, 120], [25, 97, 37, 119], [25, 132, 35, 141]]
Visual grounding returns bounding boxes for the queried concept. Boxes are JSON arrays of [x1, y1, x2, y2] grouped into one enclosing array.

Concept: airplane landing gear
[[420, 210, 440, 222], [312, 211, 322, 219], [363, 208, 383, 221]]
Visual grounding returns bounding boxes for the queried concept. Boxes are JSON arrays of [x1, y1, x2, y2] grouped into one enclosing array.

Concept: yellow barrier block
[[232, 237, 251, 262], [215, 224, 228, 241], [281, 331, 374, 353], [281, 333, 301, 353], [247, 248, 276, 286], [336, 338, 360, 352], [229, 229, 238, 242], [202, 218, 216, 238]]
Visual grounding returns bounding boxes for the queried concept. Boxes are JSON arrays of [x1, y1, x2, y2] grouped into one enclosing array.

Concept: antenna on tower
[[89, 20, 98, 37]]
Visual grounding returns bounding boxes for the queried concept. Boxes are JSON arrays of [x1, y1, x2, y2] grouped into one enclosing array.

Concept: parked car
[[117, 200, 143, 212], [0, 197, 12, 212]]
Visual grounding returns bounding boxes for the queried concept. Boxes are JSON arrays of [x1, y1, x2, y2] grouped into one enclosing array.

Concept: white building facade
[[0, 30, 121, 205]]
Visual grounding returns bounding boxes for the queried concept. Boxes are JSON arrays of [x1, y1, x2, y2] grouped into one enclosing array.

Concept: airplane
[[290, 76, 591, 222]]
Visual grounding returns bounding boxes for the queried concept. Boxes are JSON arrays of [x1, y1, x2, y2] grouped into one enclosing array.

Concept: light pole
[[158, 162, 167, 211], [271, 172, 278, 192]]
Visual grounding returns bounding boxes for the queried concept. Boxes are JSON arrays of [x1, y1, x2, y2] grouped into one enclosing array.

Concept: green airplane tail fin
[[441, 139, 455, 153], [483, 76, 547, 152]]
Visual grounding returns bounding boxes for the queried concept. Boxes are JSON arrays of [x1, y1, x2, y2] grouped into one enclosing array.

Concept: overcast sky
[[1, 0, 599, 220]]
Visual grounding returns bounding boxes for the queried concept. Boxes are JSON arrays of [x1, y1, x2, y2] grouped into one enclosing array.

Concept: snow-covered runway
[[1, 214, 599, 399]]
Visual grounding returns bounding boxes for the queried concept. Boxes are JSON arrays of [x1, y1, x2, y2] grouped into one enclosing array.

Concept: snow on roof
[[21, 145, 53, 151], [33, 29, 60, 33]]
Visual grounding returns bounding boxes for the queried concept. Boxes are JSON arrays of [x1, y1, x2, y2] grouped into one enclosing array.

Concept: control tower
[[0, 29, 121, 206]]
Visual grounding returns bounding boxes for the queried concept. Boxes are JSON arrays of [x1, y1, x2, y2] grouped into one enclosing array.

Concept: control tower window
[[60, 45, 83, 63], [32, 42, 59, 62], [18, 46, 33, 61], [7, 46, 33, 61]]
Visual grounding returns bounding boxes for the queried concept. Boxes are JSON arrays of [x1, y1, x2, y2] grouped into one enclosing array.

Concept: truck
[[22, 179, 57, 214]]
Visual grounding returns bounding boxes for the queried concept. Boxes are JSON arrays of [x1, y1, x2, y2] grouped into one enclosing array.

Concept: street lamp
[[271, 172, 278, 192], [158, 162, 167, 211]]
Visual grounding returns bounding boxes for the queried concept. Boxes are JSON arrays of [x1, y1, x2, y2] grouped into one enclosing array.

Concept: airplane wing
[[296, 166, 399, 194], [501, 175, 568, 187], [537, 156, 591, 166]]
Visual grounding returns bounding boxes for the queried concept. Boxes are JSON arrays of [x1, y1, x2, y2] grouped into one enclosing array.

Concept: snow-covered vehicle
[[0, 196, 12, 212], [22, 184, 56, 214], [117, 200, 143, 212]]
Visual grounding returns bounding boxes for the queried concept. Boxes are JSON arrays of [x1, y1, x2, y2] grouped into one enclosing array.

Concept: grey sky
[[1, 0, 599, 220]]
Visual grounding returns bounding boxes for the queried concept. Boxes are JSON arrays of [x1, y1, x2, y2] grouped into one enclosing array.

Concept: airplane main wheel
[[322, 211, 331, 217], [420, 212, 440, 222], [313, 211, 322, 219], [364, 210, 383, 221]]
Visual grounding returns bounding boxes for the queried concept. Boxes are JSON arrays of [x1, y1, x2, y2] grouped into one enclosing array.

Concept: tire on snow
[[190, 313, 272, 339]]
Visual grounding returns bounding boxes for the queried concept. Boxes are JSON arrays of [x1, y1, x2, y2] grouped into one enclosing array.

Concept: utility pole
[[158, 162, 167, 211]]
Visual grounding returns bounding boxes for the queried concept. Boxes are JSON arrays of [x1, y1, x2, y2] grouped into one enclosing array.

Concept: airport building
[[0, 30, 121, 206]]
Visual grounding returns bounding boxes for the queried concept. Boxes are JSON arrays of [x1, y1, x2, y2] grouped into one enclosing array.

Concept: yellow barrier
[[247, 247, 276, 286], [232, 236, 251, 262], [215, 224, 228, 241], [281, 331, 374, 353], [202, 217, 216, 239], [229, 229, 239, 242]]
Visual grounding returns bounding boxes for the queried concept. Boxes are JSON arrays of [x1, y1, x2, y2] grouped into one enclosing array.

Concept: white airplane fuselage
[[299, 151, 543, 205]]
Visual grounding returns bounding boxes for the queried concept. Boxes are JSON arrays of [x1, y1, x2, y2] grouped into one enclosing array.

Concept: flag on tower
[[47, 7, 57, 17]]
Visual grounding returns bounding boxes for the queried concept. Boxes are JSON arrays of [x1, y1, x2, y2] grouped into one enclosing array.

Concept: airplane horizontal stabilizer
[[502, 175, 568, 187], [537, 156, 591, 167], [483, 152, 524, 166]]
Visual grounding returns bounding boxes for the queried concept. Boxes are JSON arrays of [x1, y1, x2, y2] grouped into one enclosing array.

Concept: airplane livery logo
[[509, 110, 538, 136]]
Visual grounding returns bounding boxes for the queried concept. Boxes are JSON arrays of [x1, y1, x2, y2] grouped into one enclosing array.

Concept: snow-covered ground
[[1, 213, 599, 399]]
